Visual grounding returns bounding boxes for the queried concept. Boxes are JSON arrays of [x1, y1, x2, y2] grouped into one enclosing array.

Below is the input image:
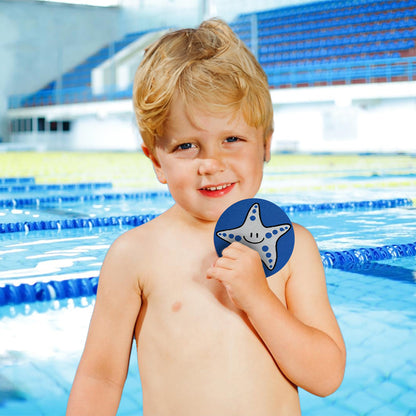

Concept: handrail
[[267, 56, 416, 87], [8, 85, 133, 109]]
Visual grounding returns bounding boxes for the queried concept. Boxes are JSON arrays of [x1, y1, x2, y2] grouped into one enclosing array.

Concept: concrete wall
[[0, 0, 120, 142], [118, 0, 321, 34]]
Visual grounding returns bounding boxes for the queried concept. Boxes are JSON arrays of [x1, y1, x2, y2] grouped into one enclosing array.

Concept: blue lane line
[[321, 242, 416, 269], [0, 177, 36, 185], [0, 182, 113, 193], [282, 197, 413, 212], [0, 197, 412, 234], [0, 190, 172, 208], [0, 276, 99, 307], [0, 213, 158, 233], [1, 240, 415, 308]]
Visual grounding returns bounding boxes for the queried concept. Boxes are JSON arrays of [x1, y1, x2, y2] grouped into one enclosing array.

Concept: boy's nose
[[197, 155, 226, 176]]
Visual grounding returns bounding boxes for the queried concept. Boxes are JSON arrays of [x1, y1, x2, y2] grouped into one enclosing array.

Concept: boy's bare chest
[[144, 242, 232, 311], [139, 233, 287, 330], [134, 234, 297, 415]]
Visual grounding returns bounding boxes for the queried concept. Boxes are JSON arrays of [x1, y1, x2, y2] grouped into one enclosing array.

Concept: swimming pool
[[1, 154, 416, 416]]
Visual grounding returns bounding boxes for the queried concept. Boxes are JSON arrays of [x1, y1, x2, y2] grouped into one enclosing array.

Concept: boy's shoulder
[[287, 222, 323, 282], [107, 209, 177, 266], [288, 222, 321, 269], [101, 213, 171, 289], [292, 222, 319, 250], [112, 213, 166, 253]]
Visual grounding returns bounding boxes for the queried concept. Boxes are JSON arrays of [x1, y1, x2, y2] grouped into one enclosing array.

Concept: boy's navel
[[171, 301, 182, 312]]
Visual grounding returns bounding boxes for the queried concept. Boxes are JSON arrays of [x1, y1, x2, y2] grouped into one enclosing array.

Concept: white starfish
[[216, 202, 291, 270]]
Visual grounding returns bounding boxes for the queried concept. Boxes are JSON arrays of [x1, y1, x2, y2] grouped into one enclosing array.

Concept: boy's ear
[[264, 133, 272, 163], [141, 144, 167, 184]]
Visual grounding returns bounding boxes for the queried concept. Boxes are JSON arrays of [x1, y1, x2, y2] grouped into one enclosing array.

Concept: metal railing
[[266, 57, 416, 88], [7, 57, 416, 110], [8, 85, 133, 109]]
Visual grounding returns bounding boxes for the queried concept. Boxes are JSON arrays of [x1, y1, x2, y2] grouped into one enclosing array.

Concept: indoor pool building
[[0, 0, 416, 415]]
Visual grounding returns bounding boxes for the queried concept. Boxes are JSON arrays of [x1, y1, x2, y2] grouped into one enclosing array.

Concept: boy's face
[[144, 96, 271, 223]]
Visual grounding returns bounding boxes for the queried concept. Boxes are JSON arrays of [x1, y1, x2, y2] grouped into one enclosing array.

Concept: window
[[49, 121, 58, 131], [25, 119, 33, 132], [10, 118, 71, 133], [10, 118, 33, 133], [62, 121, 71, 132], [19, 119, 26, 132], [38, 117, 46, 132], [10, 119, 18, 133]]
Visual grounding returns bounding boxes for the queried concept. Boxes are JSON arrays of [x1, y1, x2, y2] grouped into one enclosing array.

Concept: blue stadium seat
[[12, 0, 416, 104]]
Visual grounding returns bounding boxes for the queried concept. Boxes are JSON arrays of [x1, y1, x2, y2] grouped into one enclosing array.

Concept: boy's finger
[[206, 266, 225, 282], [221, 242, 248, 258], [214, 256, 235, 270]]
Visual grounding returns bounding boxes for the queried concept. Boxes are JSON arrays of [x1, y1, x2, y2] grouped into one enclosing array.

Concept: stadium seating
[[8, 0, 416, 108], [231, 0, 416, 87], [13, 30, 150, 108]]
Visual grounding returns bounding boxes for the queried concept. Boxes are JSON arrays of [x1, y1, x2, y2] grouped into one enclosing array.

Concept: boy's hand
[[206, 242, 271, 311]]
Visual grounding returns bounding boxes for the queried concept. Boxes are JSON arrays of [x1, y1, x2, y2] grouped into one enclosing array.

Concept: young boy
[[67, 18, 345, 416]]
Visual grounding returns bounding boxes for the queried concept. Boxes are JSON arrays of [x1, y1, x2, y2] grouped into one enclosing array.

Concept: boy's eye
[[177, 143, 195, 151], [225, 136, 240, 143]]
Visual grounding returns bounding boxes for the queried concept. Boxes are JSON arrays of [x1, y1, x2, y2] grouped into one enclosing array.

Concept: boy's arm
[[207, 223, 346, 397], [66, 233, 142, 416]]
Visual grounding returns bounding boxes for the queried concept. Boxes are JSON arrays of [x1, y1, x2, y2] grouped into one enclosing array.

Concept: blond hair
[[133, 18, 273, 153]]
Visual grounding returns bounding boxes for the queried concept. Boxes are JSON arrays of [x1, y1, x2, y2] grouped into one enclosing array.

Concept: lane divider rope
[[282, 197, 412, 212], [1, 241, 415, 308], [0, 190, 172, 208], [0, 213, 157, 234], [0, 177, 35, 185], [0, 276, 99, 307], [0, 198, 412, 234], [0, 182, 112, 193], [321, 242, 416, 269]]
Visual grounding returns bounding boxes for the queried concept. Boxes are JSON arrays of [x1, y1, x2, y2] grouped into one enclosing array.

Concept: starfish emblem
[[216, 202, 292, 270]]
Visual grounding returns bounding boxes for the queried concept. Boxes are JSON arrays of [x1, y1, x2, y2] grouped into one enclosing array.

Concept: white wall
[[273, 101, 416, 153], [7, 81, 416, 153], [9, 113, 139, 151], [71, 114, 140, 151], [271, 83, 416, 153]]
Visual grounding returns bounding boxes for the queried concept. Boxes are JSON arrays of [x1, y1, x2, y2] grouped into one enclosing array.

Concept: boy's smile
[[198, 182, 235, 198], [144, 95, 272, 224]]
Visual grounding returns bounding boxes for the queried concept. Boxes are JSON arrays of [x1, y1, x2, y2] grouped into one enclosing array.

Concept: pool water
[[1, 204, 415, 284], [0, 190, 173, 224], [302, 267, 416, 416], [1, 160, 416, 416]]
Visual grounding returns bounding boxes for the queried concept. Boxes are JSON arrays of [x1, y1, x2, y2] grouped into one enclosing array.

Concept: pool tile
[[343, 390, 384, 414], [367, 380, 403, 403], [0, 401, 41, 416], [395, 390, 416, 411], [366, 402, 413, 416]]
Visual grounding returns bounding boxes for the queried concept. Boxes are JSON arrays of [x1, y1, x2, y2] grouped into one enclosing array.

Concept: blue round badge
[[214, 198, 295, 277]]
